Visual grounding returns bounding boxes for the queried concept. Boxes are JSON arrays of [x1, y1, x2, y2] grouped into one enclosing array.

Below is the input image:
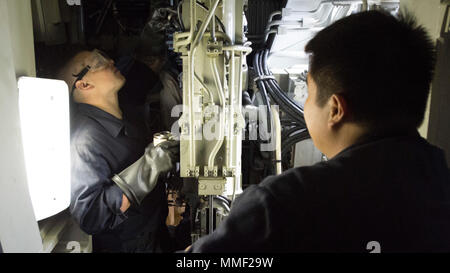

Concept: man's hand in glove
[[112, 140, 179, 207]]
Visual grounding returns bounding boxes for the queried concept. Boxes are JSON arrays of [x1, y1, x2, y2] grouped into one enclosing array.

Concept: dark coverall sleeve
[[70, 145, 128, 235], [187, 183, 284, 253]]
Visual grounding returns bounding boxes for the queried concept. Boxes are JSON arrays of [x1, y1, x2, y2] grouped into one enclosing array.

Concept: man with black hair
[[187, 10, 450, 252]]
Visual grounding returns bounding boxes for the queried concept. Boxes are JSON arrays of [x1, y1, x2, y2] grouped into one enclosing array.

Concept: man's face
[[304, 73, 330, 155], [83, 51, 125, 95]]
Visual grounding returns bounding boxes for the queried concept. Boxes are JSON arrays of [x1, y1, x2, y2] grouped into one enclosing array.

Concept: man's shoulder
[[256, 134, 449, 205], [257, 162, 336, 205], [263, 160, 334, 185]]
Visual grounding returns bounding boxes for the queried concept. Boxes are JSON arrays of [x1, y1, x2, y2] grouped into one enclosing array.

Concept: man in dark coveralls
[[59, 49, 178, 252], [187, 10, 450, 252]]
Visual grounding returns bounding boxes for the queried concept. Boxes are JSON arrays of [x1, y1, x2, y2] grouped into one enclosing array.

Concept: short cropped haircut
[[56, 46, 91, 93], [305, 10, 436, 131]]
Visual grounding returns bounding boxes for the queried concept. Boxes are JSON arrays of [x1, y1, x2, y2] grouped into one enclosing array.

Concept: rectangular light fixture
[[18, 77, 71, 221]]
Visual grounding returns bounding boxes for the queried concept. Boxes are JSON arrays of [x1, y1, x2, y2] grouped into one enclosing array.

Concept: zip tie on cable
[[253, 75, 276, 82]]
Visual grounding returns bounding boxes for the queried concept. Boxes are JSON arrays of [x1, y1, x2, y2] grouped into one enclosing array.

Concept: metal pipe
[[192, 0, 220, 49], [272, 105, 282, 175], [183, 0, 220, 168], [231, 53, 245, 204], [176, 32, 191, 38], [226, 49, 235, 168], [179, 0, 196, 169], [205, 32, 232, 44], [208, 58, 225, 169], [209, 195, 214, 234], [189, 0, 220, 169], [186, 53, 195, 168], [222, 45, 252, 53], [237, 55, 244, 127], [194, 73, 214, 103], [223, 0, 235, 44], [196, 0, 227, 32], [175, 0, 196, 47], [210, 0, 216, 41], [177, 1, 184, 31]]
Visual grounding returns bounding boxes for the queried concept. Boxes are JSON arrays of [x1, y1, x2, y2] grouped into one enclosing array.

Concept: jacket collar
[[334, 129, 421, 159], [75, 103, 124, 137]]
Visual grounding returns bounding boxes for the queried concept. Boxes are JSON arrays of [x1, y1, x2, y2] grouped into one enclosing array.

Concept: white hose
[[271, 105, 282, 175]]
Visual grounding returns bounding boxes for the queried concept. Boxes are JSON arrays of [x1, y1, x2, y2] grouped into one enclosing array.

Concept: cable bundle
[[252, 48, 310, 162]]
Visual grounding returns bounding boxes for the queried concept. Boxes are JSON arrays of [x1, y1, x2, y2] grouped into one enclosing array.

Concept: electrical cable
[[253, 51, 273, 137], [282, 127, 306, 139], [258, 49, 310, 156], [257, 49, 306, 127], [281, 130, 310, 156], [177, 1, 185, 31], [262, 49, 305, 116]]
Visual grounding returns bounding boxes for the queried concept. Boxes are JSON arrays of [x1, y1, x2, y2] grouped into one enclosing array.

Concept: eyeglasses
[[71, 49, 112, 94]]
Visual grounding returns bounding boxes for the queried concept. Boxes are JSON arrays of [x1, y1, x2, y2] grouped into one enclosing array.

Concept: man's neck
[[326, 123, 368, 159], [88, 93, 123, 120]]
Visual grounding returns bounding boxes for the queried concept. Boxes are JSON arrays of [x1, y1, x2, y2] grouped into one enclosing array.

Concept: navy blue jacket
[[70, 103, 170, 252], [189, 131, 450, 252]]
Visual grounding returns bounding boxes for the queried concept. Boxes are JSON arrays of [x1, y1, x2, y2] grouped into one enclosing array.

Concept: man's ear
[[328, 94, 347, 128], [75, 80, 93, 91]]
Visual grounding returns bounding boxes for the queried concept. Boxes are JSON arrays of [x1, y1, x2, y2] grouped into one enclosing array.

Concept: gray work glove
[[112, 140, 179, 206]]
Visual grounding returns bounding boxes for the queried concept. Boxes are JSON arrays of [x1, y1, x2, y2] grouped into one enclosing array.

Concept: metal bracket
[[206, 40, 223, 57], [198, 178, 226, 195]]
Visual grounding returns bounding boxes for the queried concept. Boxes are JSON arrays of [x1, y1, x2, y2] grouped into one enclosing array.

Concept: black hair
[[304, 10, 436, 131]]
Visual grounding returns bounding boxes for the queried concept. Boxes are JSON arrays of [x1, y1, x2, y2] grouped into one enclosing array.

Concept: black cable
[[255, 52, 294, 120], [258, 49, 302, 119], [253, 49, 310, 160], [282, 127, 306, 140], [267, 77, 304, 117], [281, 131, 310, 157], [281, 118, 302, 124], [255, 15, 313, 171], [215, 195, 231, 207], [285, 129, 309, 139], [258, 51, 306, 127], [269, 86, 306, 126], [177, 1, 185, 31], [265, 80, 304, 125], [253, 51, 277, 176], [262, 49, 302, 115], [253, 51, 273, 137], [261, 49, 305, 118], [281, 120, 302, 127]]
